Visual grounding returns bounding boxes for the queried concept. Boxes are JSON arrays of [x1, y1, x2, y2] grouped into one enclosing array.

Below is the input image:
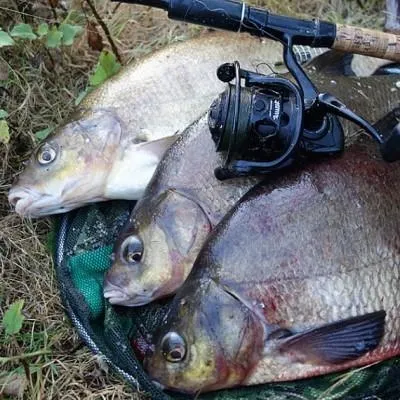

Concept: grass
[[0, 0, 389, 398]]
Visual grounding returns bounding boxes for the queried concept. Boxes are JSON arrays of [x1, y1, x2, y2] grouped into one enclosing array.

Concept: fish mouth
[[8, 182, 104, 217], [8, 187, 68, 217], [8, 188, 35, 215], [103, 281, 153, 307], [150, 379, 165, 391]]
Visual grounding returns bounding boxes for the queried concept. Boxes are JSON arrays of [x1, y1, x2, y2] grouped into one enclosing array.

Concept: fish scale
[[145, 141, 400, 393], [214, 150, 400, 286], [247, 263, 400, 384], [221, 145, 400, 380], [151, 117, 260, 223]]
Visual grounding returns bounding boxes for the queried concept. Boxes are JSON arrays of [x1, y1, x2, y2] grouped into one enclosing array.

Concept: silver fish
[[8, 32, 300, 217]]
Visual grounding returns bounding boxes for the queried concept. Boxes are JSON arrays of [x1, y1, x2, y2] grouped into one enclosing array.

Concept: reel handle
[[332, 24, 400, 62]]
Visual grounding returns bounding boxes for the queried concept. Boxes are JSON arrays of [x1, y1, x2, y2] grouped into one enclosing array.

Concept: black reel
[[114, 0, 400, 179], [209, 61, 303, 175], [208, 61, 345, 179], [207, 44, 400, 180], [208, 51, 400, 180]]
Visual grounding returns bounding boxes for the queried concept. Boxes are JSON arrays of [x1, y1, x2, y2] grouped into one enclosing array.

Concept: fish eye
[[37, 144, 57, 165], [161, 332, 186, 363], [121, 236, 143, 264]]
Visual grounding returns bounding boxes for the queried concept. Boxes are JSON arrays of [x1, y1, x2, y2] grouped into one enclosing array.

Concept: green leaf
[[0, 31, 14, 47], [89, 51, 121, 87], [0, 109, 8, 119], [59, 24, 83, 46], [46, 27, 63, 48], [2, 300, 25, 336], [36, 23, 49, 38], [74, 87, 93, 106], [0, 120, 9, 144], [99, 50, 121, 76], [89, 65, 107, 86], [10, 23, 37, 40], [34, 127, 53, 141]]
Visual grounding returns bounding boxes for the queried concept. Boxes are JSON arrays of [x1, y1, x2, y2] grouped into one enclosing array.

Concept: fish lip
[[8, 185, 98, 217], [151, 379, 165, 391], [103, 282, 153, 307], [8, 187, 63, 217], [103, 290, 130, 305], [8, 187, 42, 216]]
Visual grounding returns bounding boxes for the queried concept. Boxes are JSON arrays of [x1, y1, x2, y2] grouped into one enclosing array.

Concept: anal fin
[[275, 310, 386, 365]]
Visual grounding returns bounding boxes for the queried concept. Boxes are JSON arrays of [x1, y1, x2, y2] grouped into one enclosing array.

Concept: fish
[[8, 31, 327, 217], [144, 140, 400, 394], [103, 67, 400, 307], [8, 27, 390, 217], [103, 113, 262, 306]]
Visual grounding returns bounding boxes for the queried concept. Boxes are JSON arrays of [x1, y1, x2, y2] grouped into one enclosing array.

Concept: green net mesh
[[54, 200, 400, 400]]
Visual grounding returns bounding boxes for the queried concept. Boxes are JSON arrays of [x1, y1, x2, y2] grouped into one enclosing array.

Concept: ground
[[0, 0, 388, 398]]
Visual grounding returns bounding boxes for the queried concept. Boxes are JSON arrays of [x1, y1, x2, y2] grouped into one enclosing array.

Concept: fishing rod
[[114, 0, 400, 179]]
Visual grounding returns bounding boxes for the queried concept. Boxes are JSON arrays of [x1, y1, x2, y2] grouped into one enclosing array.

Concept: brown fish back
[[142, 115, 261, 225], [308, 74, 400, 145], [198, 141, 400, 383]]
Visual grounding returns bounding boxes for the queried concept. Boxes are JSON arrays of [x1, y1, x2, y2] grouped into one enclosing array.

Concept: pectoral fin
[[140, 135, 179, 159], [274, 310, 386, 365]]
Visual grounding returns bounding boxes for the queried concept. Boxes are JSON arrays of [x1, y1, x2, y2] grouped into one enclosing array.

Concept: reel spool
[[208, 61, 345, 179]]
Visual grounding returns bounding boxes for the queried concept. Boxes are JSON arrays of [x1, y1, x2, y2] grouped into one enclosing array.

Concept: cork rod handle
[[332, 24, 400, 62]]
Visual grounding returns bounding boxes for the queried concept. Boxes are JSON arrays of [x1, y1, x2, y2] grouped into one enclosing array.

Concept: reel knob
[[216, 63, 236, 82]]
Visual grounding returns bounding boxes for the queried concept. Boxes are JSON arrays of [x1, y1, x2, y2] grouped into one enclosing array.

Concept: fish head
[[103, 189, 211, 306], [8, 109, 122, 217], [144, 277, 265, 394]]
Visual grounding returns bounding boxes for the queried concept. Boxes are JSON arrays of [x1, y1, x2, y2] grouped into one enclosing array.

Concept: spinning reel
[[208, 51, 396, 179], [115, 0, 400, 179], [208, 60, 345, 179]]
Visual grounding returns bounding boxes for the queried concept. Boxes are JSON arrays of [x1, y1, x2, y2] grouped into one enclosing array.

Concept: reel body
[[207, 47, 400, 180], [208, 61, 345, 179]]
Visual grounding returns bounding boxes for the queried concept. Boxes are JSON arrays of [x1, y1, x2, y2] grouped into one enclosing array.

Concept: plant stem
[[84, 0, 122, 64], [48, 0, 59, 25], [0, 349, 51, 364]]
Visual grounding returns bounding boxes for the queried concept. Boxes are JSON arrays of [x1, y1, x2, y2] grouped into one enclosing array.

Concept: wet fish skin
[[103, 115, 261, 306], [104, 71, 400, 307], [8, 109, 176, 216], [145, 141, 400, 393], [8, 31, 299, 217]]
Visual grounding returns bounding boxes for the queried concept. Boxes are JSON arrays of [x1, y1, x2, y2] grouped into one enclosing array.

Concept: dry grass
[[0, 0, 387, 398]]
